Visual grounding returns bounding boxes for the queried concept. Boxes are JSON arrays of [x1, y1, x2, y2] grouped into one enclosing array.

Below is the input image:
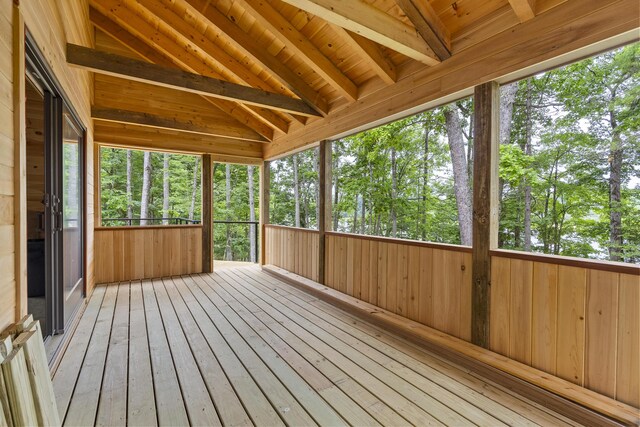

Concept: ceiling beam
[[233, 0, 358, 101], [92, 107, 268, 142], [182, 0, 330, 116], [89, 6, 280, 141], [90, 3, 287, 137], [95, 122, 263, 159], [278, 0, 440, 66], [394, 0, 451, 60], [67, 44, 322, 117], [508, 0, 536, 22]]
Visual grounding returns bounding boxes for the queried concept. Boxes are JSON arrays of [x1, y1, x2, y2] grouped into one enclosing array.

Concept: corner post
[[259, 160, 270, 265], [13, 2, 27, 320], [472, 81, 500, 348], [202, 154, 213, 273], [318, 140, 332, 284]]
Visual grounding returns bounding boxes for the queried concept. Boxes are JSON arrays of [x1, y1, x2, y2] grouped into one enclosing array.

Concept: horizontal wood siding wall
[[325, 233, 473, 341], [265, 225, 319, 282], [490, 253, 640, 407], [94, 226, 202, 283]]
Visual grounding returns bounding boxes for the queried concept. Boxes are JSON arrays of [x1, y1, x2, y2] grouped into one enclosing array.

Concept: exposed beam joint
[[395, 0, 451, 60], [91, 107, 267, 143], [234, 0, 359, 101], [182, 0, 330, 116], [508, 0, 536, 22], [278, 0, 440, 65], [67, 44, 321, 117]]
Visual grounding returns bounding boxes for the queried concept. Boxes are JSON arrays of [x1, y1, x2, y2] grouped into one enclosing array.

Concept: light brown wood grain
[[94, 226, 203, 283]]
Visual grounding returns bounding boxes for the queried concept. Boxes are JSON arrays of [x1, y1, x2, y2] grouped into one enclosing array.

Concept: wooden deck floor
[[52, 265, 580, 426]]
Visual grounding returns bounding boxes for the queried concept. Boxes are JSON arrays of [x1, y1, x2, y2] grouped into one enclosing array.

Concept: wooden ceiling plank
[[92, 107, 268, 142], [234, 0, 359, 101], [95, 122, 263, 158], [130, 0, 301, 128], [394, 0, 451, 60], [278, 0, 440, 66], [336, 27, 397, 84], [67, 43, 322, 117], [508, 0, 536, 22], [90, 5, 279, 139], [181, 0, 330, 116]]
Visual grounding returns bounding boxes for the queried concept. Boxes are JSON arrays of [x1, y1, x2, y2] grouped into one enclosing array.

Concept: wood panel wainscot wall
[[265, 225, 319, 282], [264, 227, 640, 408], [489, 250, 640, 407], [325, 232, 473, 341], [94, 225, 202, 283]]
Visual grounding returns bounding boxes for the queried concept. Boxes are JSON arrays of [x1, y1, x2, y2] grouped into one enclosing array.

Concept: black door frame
[[26, 31, 86, 336]]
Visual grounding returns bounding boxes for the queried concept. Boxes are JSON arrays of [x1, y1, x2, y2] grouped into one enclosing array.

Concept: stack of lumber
[[0, 315, 60, 426]]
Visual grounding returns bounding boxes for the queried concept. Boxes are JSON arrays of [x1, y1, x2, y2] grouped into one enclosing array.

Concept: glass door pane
[[61, 107, 83, 327]]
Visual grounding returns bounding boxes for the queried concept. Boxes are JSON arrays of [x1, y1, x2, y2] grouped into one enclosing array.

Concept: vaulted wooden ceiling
[[73, 0, 612, 160]]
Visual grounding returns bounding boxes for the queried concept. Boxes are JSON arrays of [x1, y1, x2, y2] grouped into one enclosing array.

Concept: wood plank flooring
[[53, 265, 580, 426]]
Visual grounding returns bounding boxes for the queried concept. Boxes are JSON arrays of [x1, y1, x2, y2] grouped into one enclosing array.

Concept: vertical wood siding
[[490, 254, 640, 407], [265, 225, 319, 282], [94, 226, 202, 283]]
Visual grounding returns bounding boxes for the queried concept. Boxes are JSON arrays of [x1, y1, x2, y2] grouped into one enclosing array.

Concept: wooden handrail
[[95, 224, 202, 231], [325, 231, 473, 253], [265, 224, 319, 234], [491, 249, 640, 276]]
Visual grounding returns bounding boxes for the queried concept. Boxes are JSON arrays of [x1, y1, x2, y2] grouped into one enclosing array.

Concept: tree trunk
[[292, 154, 301, 228], [444, 107, 473, 245], [162, 153, 170, 225], [498, 82, 519, 246], [609, 110, 623, 261], [333, 176, 340, 231], [523, 80, 533, 251], [360, 191, 366, 234], [248, 165, 256, 262], [140, 151, 152, 225], [225, 164, 233, 261], [315, 148, 320, 227], [352, 194, 359, 233], [189, 157, 199, 220], [391, 146, 397, 238], [126, 149, 133, 220], [422, 124, 430, 240]]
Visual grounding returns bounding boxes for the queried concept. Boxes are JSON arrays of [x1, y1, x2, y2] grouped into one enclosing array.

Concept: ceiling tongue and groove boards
[[89, 6, 280, 140], [80, 0, 616, 161]]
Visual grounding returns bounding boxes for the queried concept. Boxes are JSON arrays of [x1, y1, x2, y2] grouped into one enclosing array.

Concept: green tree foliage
[[100, 148, 201, 224], [212, 163, 260, 262], [269, 43, 639, 263]]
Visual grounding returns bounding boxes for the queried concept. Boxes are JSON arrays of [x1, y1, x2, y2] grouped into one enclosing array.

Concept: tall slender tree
[[139, 151, 152, 225]]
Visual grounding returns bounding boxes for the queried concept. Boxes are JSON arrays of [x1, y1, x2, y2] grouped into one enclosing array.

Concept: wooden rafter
[[92, 107, 267, 142], [335, 27, 397, 84], [90, 6, 280, 139], [394, 0, 451, 60], [508, 0, 536, 22], [67, 44, 322, 117], [182, 0, 330, 117], [129, 0, 302, 127], [278, 0, 440, 66], [233, 0, 359, 101]]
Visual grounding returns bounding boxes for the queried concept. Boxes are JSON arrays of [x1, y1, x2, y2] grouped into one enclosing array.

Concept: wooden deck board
[[54, 265, 580, 426]]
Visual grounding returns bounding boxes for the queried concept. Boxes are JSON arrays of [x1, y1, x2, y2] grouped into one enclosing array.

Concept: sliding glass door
[[61, 107, 84, 328]]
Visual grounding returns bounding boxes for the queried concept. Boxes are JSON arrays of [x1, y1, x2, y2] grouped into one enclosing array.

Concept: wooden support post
[[471, 81, 500, 348], [13, 3, 27, 320], [202, 154, 213, 273], [259, 161, 270, 265], [318, 140, 332, 284]]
